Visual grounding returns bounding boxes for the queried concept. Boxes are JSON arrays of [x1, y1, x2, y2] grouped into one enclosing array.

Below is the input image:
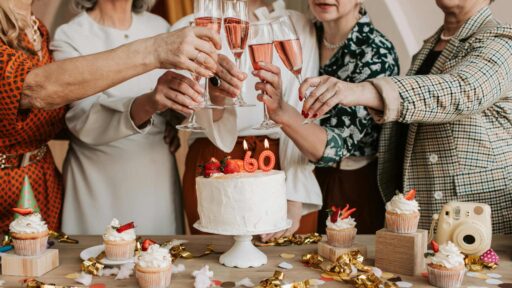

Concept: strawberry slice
[[341, 204, 350, 214], [116, 221, 135, 233], [330, 207, 340, 223], [404, 189, 416, 200], [341, 207, 357, 219], [431, 240, 439, 253], [141, 239, 157, 251], [222, 158, 240, 174], [12, 207, 34, 216]]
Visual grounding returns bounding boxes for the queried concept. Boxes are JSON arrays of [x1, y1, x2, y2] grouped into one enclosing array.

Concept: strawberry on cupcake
[[385, 189, 420, 234], [426, 240, 466, 288], [326, 204, 357, 248]]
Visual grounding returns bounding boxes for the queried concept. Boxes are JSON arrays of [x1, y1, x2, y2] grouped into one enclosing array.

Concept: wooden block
[[375, 229, 428, 276], [318, 241, 367, 262], [1, 249, 59, 277]]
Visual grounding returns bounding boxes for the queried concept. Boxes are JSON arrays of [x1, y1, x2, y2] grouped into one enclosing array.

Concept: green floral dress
[[315, 13, 400, 167]]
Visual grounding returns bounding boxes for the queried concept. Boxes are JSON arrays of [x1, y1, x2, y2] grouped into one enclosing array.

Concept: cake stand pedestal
[[219, 235, 266, 268], [194, 221, 291, 269]]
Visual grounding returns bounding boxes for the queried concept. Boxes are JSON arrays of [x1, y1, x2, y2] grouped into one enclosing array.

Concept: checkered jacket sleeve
[[390, 26, 512, 123]]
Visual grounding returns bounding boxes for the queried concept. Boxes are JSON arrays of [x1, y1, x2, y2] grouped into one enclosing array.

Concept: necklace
[[440, 31, 454, 41], [322, 38, 345, 50], [27, 16, 42, 53]]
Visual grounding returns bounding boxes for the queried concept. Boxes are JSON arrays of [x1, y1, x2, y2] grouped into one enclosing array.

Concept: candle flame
[[243, 140, 248, 151], [264, 139, 269, 149]]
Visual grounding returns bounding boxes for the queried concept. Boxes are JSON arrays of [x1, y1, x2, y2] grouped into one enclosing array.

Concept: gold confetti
[[255, 233, 322, 247], [381, 272, 395, 279], [280, 253, 296, 259], [64, 273, 81, 279]]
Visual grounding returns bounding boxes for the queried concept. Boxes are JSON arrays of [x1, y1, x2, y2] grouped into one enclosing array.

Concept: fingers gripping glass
[[223, 0, 254, 107], [271, 16, 328, 124], [248, 22, 281, 130]]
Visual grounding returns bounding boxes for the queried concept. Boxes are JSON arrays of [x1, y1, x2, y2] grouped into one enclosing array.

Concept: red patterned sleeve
[[0, 43, 35, 137]]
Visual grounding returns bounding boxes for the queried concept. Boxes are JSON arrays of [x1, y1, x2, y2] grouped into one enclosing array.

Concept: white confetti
[[467, 272, 483, 278], [371, 267, 383, 278], [115, 262, 135, 280], [192, 265, 213, 288], [74, 272, 92, 286], [162, 239, 188, 249], [396, 281, 413, 288], [0, 280, 5, 286], [486, 279, 503, 285], [235, 277, 255, 287], [172, 263, 186, 273], [308, 279, 326, 286], [100, 267, 119, 277], [487, 273, 502, 279], [278, 261, 293, 270]]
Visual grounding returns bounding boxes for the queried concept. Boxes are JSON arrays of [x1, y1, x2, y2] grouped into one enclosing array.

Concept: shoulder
[[53, 12, 91, 41], [136, 11, 170, 31]]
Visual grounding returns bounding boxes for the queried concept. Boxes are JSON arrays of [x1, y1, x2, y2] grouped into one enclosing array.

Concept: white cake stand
[[194, 220, 291, 268]]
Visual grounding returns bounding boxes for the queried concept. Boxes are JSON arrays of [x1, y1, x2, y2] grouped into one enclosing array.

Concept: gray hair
[[72, 0, 156, 13]]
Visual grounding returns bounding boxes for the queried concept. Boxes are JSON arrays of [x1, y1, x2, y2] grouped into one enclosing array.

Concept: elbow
[[23, 72, 64, 110]]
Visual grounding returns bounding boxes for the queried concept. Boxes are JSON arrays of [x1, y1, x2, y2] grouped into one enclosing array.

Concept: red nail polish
[[313, 113, 318, 118], [304, 112, 310, 118], [299, 95, 303, 101]]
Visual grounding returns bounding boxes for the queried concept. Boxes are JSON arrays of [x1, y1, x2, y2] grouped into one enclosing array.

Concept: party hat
[[14, 175, 40, 218]]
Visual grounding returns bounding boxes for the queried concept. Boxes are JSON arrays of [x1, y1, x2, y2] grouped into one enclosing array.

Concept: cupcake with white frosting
[[103, 218, 136, 260], [135, 244, 172, 288], [426, 241, 465, 288], [385, 189, 420, 234], [9, 213, 49, 256], [326, 205, 357, 248]]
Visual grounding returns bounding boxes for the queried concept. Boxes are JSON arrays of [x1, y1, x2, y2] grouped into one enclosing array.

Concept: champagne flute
[[248, 21, 281, 130], [193, 0, 224, 110], [177, 21, 205, 132], [223, 0, 254, 107], [271, 16, 329, 124]]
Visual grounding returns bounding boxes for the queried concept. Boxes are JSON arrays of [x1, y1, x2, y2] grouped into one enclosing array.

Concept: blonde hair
[[0, 0, 29, 50]]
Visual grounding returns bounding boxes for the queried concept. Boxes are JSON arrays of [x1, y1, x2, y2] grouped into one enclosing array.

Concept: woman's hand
[[252, 63, 287, 123], [209, 54, 247, 106], [260, 200, 303, 242], [130, 71, 204, 127], [153, 26, 221, 78]]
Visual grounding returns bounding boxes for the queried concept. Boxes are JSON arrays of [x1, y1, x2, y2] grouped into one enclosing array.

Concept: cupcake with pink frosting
[[426, 241, 466, 288], [326, 204, 357, 248], [385, 189, 420, 234]]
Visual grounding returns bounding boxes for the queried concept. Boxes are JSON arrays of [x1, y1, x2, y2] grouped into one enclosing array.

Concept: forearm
[[22, 37, 158, 109], [278, 104, 328, 162]]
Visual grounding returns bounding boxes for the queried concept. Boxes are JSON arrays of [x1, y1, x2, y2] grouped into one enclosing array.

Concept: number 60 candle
[[258, 139, 276, 172]]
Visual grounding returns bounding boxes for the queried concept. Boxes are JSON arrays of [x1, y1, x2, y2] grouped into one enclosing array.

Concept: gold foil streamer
[[81, 253, 105, 276], [169, 244, 220, 263], [49, 231, 79, 244], [255, 271, 312, 288], [256, 233, 322, 247], [301, 252, 398, 288], [2, 234, 12, 246], [465, 255, 498, 271], [24, 278, 84, 288]]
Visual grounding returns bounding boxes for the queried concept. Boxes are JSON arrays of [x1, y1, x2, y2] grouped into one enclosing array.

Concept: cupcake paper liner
[[427, 265, 465, 288], [326, 227, 357, 248], [104, 240, 136, 261], [12, 235, 48, 256], [385, 211, 419, 234], [136, 267, 172, 288]]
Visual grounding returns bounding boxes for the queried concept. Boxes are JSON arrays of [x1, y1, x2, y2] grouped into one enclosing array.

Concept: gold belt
[[0, 144, 48, 170]]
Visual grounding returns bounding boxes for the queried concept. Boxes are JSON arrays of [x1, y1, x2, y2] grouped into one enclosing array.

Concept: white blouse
[[51, 12, 183, 235], [173, 1, 322, 215]]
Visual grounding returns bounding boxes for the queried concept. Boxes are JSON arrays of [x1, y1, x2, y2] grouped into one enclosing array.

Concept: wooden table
[[1, 235, 511, 287]]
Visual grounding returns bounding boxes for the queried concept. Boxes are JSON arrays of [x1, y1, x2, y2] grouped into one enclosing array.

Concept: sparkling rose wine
[[274, 39, 303, 76], [224, 17, 249, 59], [195, 16, 222, 34], [249, 43, 273, 71]]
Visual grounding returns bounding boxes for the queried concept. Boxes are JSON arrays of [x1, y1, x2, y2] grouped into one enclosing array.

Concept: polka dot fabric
[[0, 21, 65, 232]]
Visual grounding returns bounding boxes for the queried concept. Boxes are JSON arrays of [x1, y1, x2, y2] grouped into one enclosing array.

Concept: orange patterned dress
[[0, 22, 65, 232]]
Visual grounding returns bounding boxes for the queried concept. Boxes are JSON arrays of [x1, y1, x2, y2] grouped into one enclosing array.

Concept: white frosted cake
[[195, 170, 289, 235]]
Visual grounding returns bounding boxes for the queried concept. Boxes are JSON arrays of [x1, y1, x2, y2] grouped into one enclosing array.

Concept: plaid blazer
[[370, 7, 512, 234]]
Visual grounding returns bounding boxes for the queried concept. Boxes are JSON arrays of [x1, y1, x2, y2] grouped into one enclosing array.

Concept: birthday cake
[[194, 157, 289, 235]]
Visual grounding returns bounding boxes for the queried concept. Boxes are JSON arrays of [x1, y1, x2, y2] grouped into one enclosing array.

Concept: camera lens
[[463, 234, 476, 245]]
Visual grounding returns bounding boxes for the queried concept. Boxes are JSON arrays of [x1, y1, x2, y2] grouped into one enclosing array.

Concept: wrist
[[131, 93, 158, 126], [357, 82, 384, 111], [272, 104, 297, 126]]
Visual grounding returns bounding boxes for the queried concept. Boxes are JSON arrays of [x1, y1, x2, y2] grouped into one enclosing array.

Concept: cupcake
[[385, 189, 420, 233], [103, 218, 136, 261], [325, 204, 357, 248], [426, 241, 466, 288], [9, 211, 49, 256], [135, 244, 172, 288]]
